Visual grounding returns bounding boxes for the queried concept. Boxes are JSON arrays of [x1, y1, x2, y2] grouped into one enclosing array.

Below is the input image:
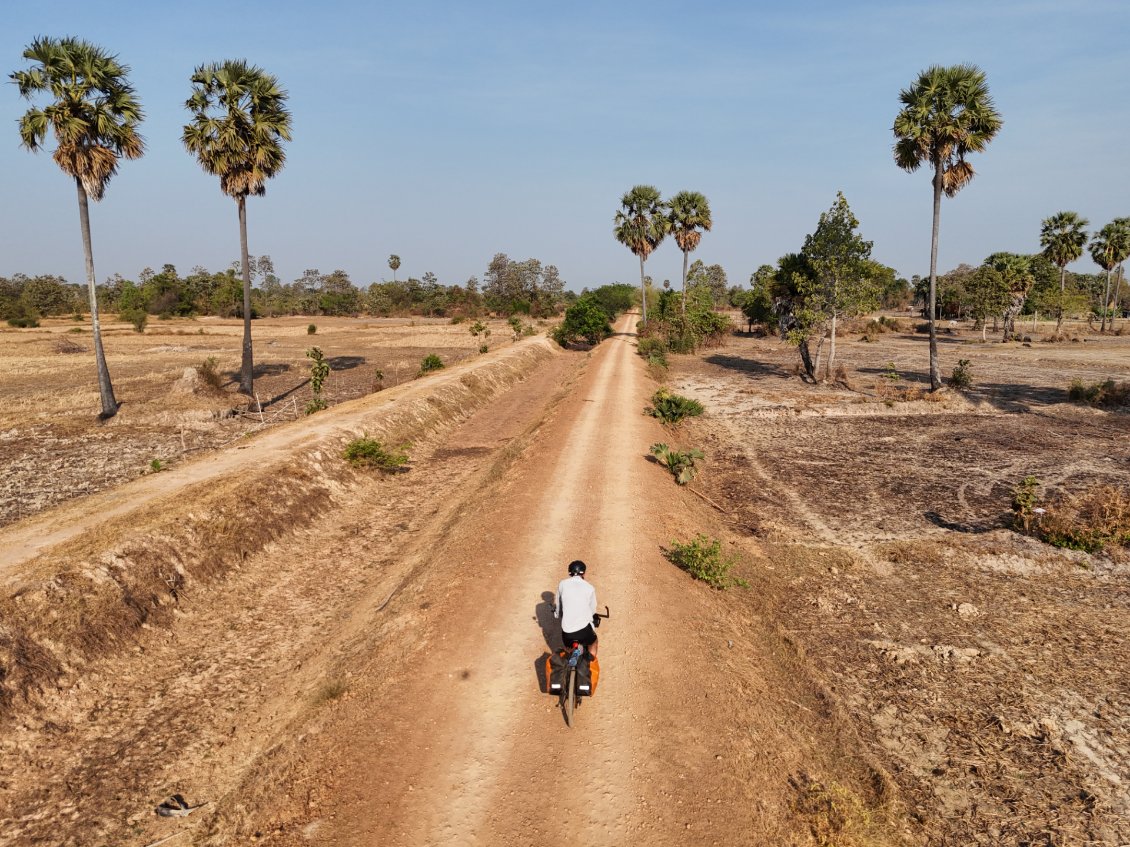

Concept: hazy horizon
[[3, 0, 1127, 292]]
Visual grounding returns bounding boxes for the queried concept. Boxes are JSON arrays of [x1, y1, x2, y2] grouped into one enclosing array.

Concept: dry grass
[[1036, 484, 1130, 553], [1068, 379, 1130, 408]]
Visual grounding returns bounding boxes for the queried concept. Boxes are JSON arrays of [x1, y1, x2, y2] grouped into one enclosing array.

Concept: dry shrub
[[833, 364, 854, 389], [196, 357, 225, 392], [1068, 379, 1130, 408], [790, 772, 875, 847], [53, 337, 86, 354], [878, 540, 945, 567], [1036, 485, 1130, 553], [1042, 332, 1070, 343]]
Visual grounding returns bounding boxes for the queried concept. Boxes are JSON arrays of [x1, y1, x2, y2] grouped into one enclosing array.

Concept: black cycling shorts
[[561, 623, 597, 649]]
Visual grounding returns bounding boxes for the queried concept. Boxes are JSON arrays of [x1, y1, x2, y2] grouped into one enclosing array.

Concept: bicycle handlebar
[[594, 606, 610, 619]]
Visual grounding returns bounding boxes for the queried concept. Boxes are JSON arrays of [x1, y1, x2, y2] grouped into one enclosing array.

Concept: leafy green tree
[[964, 265, 1009, 340], [1039, 211, 1089, 333], [388, 254, 401, 282], [769, 253, 822, 380], [613, 185, 669, 325], [183, 60, 292, 399], [12, 37, 145, 417], [667, 191, 712, 315], [893, 64, 1003, 389], [801, 192, 876, 378], [686, 260, 729, 306], [482, 253, 564, 316], [984, 252, 1034, 341]]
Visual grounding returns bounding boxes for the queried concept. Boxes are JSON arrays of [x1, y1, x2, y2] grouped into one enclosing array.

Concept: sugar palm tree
[[1107, 217, 1130, 329], [12, 37, 144, 418], [893, 64, 1002, 389], [183, 60, 291, 399], [389, 254, 401, 282], [1090, 221, 1130, 331], [1039, 211, 1089, 333], [668, 191, 712, 316], [613, 185, 669, 325]]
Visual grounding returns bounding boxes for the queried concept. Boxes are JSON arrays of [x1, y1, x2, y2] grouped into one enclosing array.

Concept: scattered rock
[[953, 602, 980, 619], [172, 367, 201, 395]]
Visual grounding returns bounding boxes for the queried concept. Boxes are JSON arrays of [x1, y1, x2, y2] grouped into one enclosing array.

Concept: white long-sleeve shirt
[[555, 575, 597, 634]]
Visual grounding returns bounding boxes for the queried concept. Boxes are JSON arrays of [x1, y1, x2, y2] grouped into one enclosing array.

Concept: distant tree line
[[0, 252, 575, 326]]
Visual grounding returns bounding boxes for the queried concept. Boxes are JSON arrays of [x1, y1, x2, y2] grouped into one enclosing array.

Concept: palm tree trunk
[[1055, 265, 1066, 333], [1101, 269, 1112, 332], [681, 249, 689, 317], [639, 254, 648, 325], [1112, 264, 1125, 329], [76, 177, 118, 418], [238, 195, 255, 398], [927, 161, 943, 390]]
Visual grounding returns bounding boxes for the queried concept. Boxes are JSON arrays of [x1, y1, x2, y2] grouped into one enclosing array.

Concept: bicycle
[[558, 606, 610, 727]]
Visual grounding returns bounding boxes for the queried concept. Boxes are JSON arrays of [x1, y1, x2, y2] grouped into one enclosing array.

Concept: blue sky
[[3, 0, 1127, 292]]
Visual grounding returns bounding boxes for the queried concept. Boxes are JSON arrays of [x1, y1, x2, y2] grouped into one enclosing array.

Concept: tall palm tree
[[389, 254, 401, 282], [668, 191, 712, 316], [1090, 221, 1130, 332], [613, 185, 669, 325], [12, 37, 144, 418], [183, 60, 291, 399], [893, 64, 1002, 389], [1107, 217, 1130, 329], [1039, 211, 1089, 333]]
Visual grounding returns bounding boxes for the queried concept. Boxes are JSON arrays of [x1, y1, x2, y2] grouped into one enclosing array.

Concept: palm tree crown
[[613, 185, 669, 325], [182, 60, 291, 199], [12, 36, 144, 200], [614, 185, 669, 262], [893, 64, 1002, 195], [668, 191, 712, 254], [1040, 211, 1089, 269], [1090, 225, 1121, 273]]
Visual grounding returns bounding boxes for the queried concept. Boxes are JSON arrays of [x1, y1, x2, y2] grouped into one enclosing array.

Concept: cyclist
[[554, 560, 598, 659]]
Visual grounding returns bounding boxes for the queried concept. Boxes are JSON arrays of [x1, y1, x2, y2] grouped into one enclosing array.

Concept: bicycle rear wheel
[[564, 667, 576, 726]]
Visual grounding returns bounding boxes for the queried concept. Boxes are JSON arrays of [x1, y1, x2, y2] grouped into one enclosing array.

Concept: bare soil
[[1, 313, 1127, 846], [673, 319, 1130, 845], [0, 314, 526, 527]]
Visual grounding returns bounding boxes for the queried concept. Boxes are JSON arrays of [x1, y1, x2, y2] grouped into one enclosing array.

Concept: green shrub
[[372, 368, 385, 392], [468, 320, 487, 337], [121, 307, 147, 332], [479, 343, 489, 354], [1011, 476, 1040, 533], [650, 442, 704, 485], [450, 315, 466, 325], [645, 388, 704, 425], [553, 296, 613, 346], [343, 437, 410, 472], [418, 354, 444, 376], [307, 323, 317, 335], [637, 337, 665, 359], [665, 534, 745, 589], [949, 359, 973, 390], [305, 347, 330, 414]]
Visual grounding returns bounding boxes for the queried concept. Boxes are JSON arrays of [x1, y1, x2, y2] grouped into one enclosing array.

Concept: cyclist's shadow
[[533, 591, 561, 694]]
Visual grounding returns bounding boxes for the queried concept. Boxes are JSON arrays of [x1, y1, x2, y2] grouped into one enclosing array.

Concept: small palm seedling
[[1011, 475, 1040, 533], [644, 388, 704, 425], [949, 359, 973, 390], [650, 443, 705, 485]]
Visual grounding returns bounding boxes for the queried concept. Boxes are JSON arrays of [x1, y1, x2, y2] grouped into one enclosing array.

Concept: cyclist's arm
[[554, 584, 562, 620]]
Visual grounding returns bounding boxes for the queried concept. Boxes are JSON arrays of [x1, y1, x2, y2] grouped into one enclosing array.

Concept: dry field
[[673, 317, 1130, 845], [0, 314, 530, 526]]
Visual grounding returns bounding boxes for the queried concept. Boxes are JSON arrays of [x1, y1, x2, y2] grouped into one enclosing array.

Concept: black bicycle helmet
[[568, 560, 587, 576]]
